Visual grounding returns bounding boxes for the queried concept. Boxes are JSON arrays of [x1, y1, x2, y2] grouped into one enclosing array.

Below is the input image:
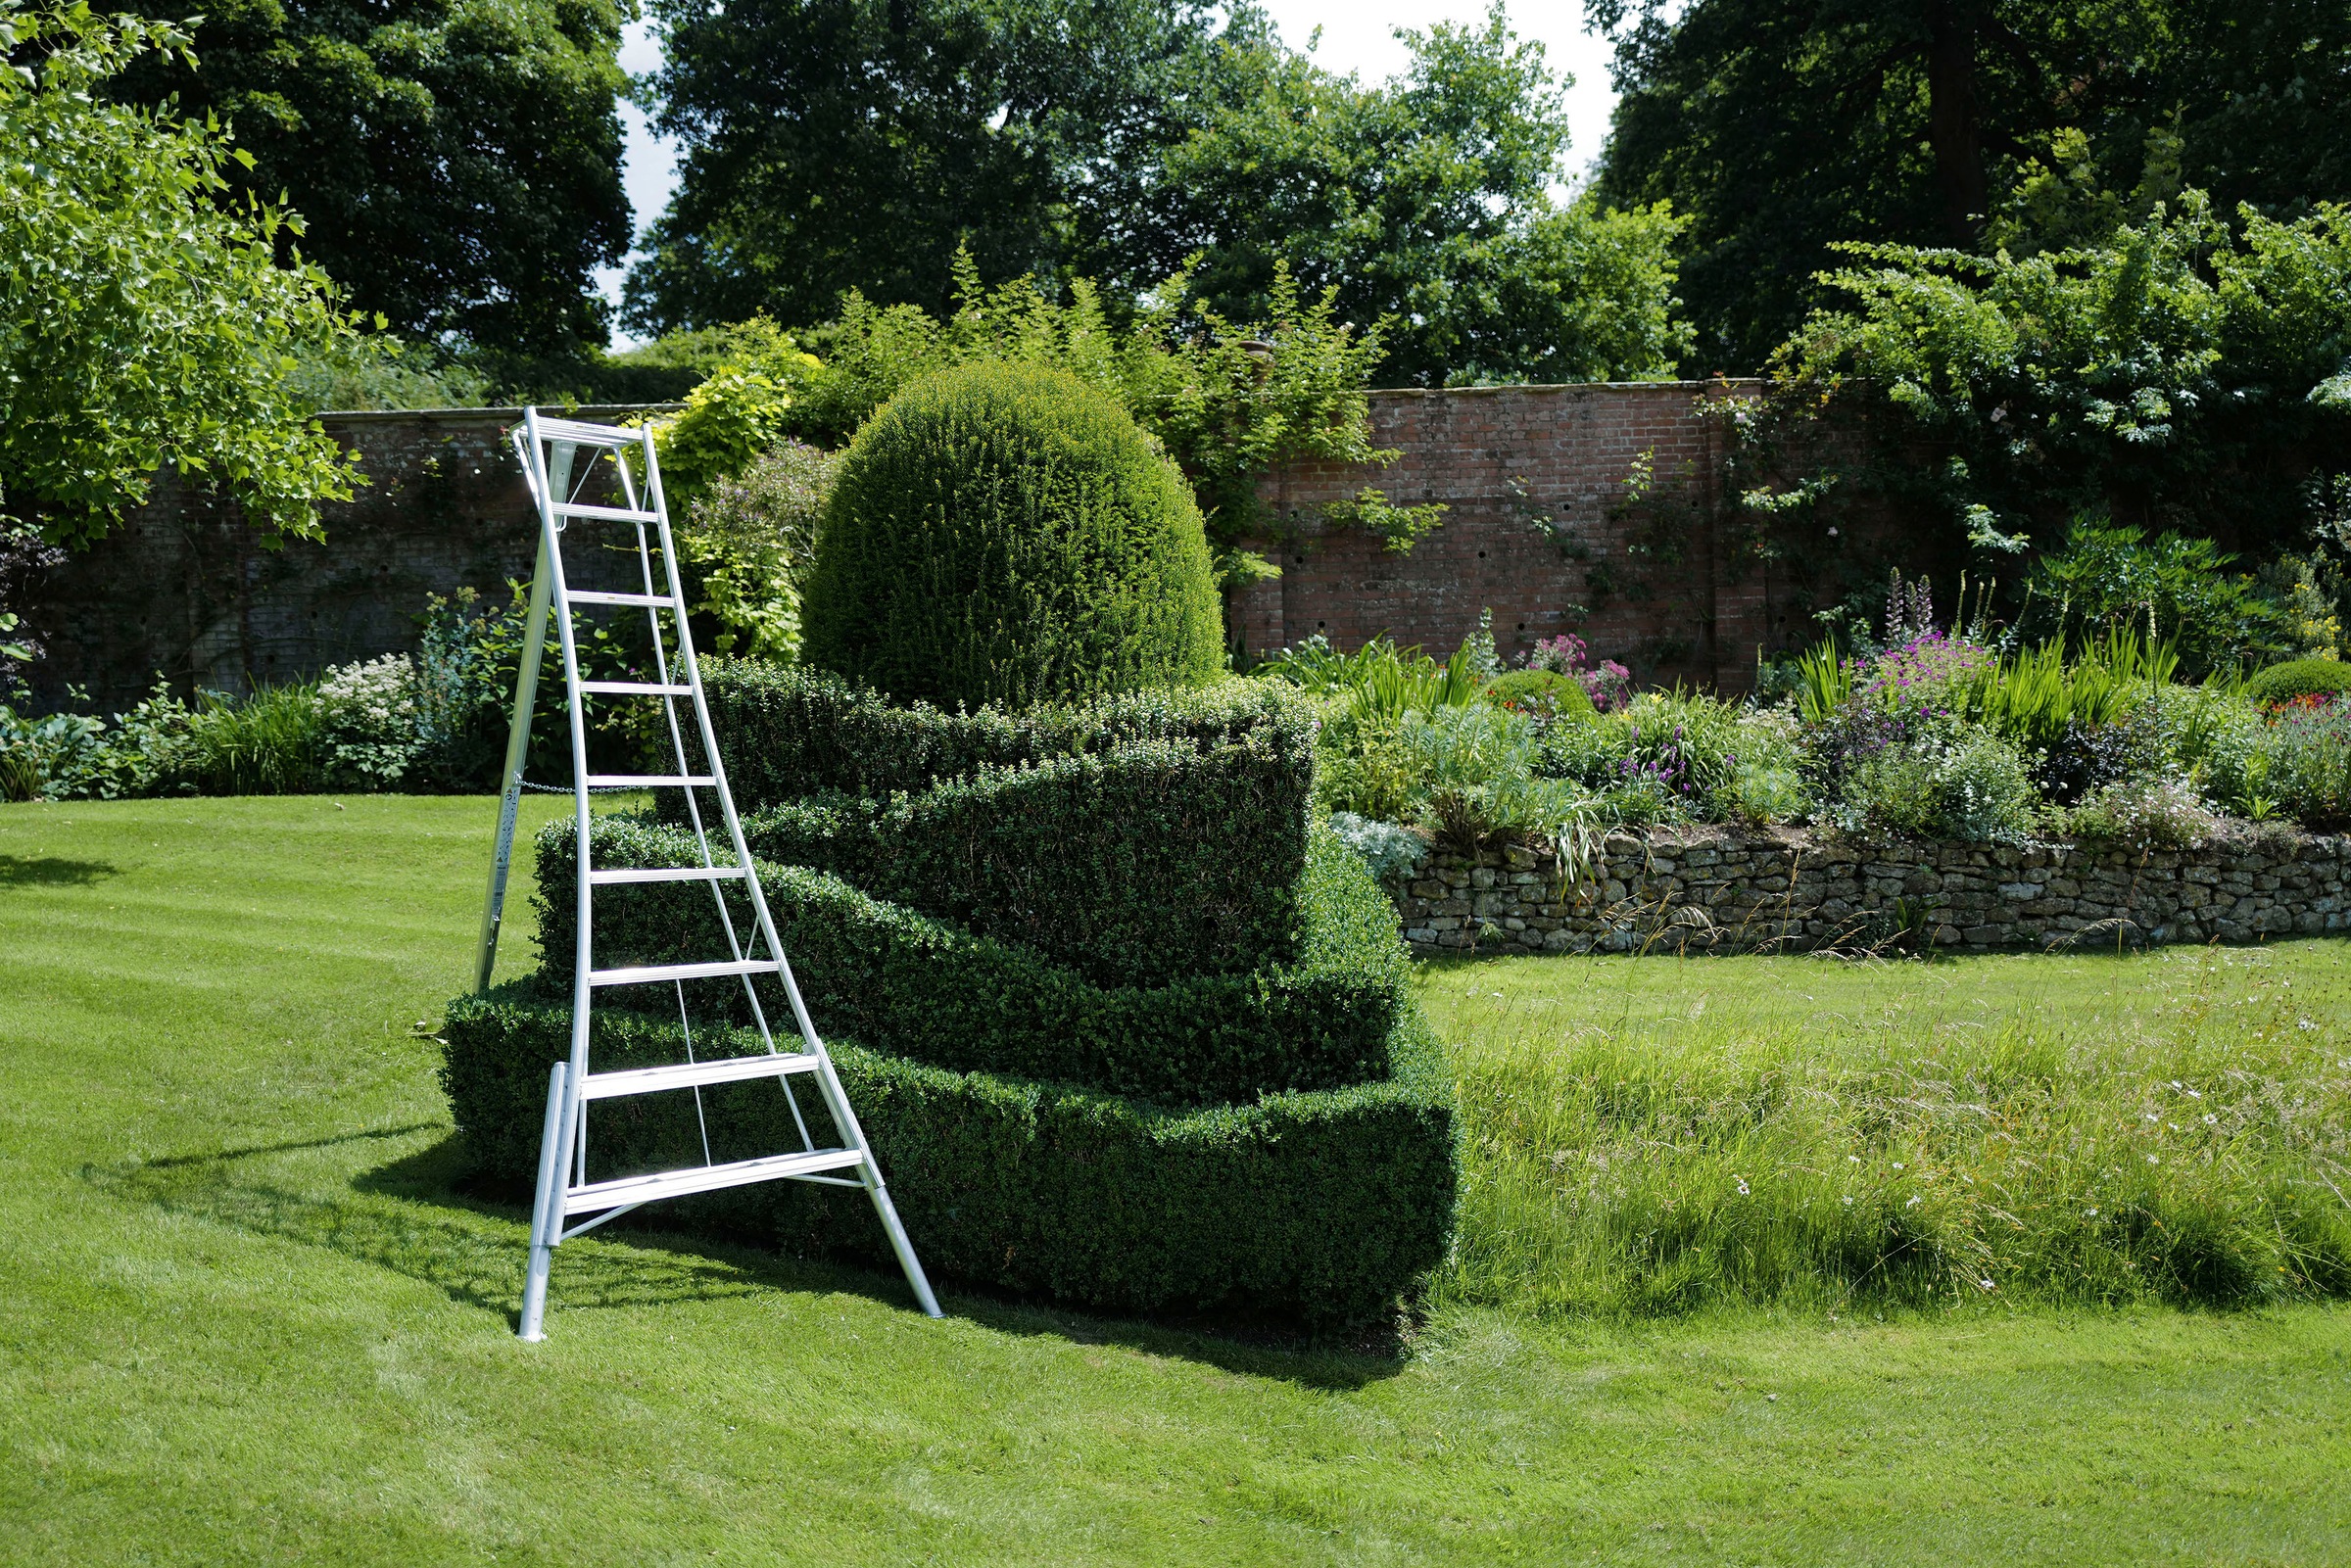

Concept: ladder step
[[566, 591, 679, 608], [588, 958, 780, 986], [579, 681, 694, 696], [588, 865, 746, 885], [583, 773, 715, 788], [529, 415, 643, 448], [565, 1147, 866, 1212], [577, 1051, 822, 1101], [552, 501, 662, 524]]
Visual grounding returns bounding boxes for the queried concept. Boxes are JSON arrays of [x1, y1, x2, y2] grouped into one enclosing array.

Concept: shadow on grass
[[0, 854, 119, 887], [87, 1125, 1408, 1391]]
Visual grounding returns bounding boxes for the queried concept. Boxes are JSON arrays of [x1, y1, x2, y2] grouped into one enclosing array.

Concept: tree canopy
[[628, 0, 1689, 387], [1101, 8, 1689, 386], [115, 0, 632, 356], [2, 0, 362, 547], [1593, 0, 2351, 372], [628, 0, 1249, 338]]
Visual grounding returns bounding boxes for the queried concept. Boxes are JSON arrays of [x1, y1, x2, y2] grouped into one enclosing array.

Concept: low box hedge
[[680, 660, 1316, 807], [438, 993, 1458, 1324], [531, 813, 1408, 1106]]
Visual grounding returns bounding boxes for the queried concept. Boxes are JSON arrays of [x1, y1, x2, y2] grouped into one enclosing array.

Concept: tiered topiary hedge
[[441, 663, 1458, 1323]]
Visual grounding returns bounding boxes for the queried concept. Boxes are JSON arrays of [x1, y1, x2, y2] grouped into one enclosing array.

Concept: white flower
[[1736, 1178, 1751, 1196], [2147, 1155, 2160, 1164], [2300, 1019, 2319, 1031], [2086, 1207, 2098, 1217], [1841, 1195, 1853, 1206], [1904, 1194, 1921, 1208], [2203, 1114, 2217, 1125]]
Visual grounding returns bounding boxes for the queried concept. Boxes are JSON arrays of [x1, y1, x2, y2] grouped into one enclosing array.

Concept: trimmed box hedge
[[680, 660, 1316, 807], [531, 813, 1408, 1106], [732, 739, 1307, 985], [438, 993, 1457, 1324]]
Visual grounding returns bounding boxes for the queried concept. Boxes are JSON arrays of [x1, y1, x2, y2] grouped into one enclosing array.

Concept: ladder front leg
[[860, 1164, 944, 1319], [518, 1060, 570, 1342]]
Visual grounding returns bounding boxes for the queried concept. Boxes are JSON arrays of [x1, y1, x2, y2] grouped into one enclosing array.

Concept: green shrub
[[438, 994, 1457, 1324], [171, 682, 329, 795], [1535, 691, 1773, 824], [531, 815, 1409, 1106], [1834, 727, 2042, 842], [2066, 776, 2226, 848], [675, 439, 840, 661], [687, 660, 1311, 809], [2245, 657, 2351, 709], [800, 360, 1223, 709], [2250, 697, 2351, 831], [1488, 669, 1594, 721], [1398, 703, 1591, 853]]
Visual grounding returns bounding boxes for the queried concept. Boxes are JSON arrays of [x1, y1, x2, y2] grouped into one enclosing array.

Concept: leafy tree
[[1592, 0, 2351, 371], [632, 0, 1688, 387], [627, 0, 1254, 337], [114, 0, 632, 355], [1733, 194, 2351, 637], [1, 1, 362, 547], [1108, 6, 1690, 386]]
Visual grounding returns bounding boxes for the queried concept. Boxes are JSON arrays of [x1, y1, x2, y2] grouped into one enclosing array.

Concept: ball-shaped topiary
[[799, 360, 1223, 710], [2244, 657, 2351, 708], [1488, 669, 1595, 721]]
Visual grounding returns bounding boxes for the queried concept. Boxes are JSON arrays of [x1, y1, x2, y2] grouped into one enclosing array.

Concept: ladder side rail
[[473, 433, 571, 992], [638, 428, 943, 1318], [610, 442, 807, 1147], [522, 410, 601, 1203]]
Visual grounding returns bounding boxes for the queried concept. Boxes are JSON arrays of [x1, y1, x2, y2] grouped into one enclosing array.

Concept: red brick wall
[[24, 384, 1798, 712], [20, 406, 662, 712], [1234, 380, 1780, 691]]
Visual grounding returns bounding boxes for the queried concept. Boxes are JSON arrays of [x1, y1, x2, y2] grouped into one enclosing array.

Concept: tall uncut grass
[[1424, 947, 2351, 1317]]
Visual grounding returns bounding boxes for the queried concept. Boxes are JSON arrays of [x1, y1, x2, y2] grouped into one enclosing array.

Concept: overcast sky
[[598, 2, 1620, 345]]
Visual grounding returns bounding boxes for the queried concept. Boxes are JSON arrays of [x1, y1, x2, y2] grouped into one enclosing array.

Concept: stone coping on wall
[[312, 404, 684, 423], [1386, 824, 2351, 958]]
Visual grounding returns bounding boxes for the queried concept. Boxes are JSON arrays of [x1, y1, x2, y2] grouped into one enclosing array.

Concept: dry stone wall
[[1389, 827, 2351, 957]]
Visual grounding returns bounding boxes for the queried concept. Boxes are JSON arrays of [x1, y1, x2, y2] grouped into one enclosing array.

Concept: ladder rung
[[579, 681, 694, 696], [577, 1052, 821, 1101], [588, 865, 746, 885], [566, 591, 679, 608], [583, 774, 714, 788], [530, 415, 643, 447], [565, 1147, 865, 1212], [588, 958, 779, 986], [552, 501, 662, 524]]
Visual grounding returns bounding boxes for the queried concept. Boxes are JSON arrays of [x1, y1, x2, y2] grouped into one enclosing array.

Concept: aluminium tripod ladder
[[475, 407, 941, 1342]]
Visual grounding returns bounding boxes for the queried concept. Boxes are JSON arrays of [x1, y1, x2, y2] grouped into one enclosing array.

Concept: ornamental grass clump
[[800, 360, 1223, 710]]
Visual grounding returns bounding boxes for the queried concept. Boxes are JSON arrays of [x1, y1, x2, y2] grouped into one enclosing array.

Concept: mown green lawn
[[2, 795, 2346, 1565]]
